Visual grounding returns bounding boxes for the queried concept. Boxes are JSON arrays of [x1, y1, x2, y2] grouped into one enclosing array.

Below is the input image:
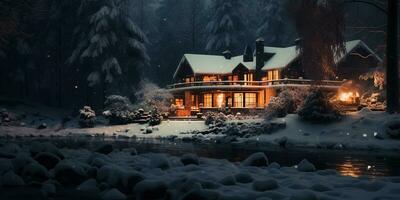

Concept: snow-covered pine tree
[[256, 0, 286, 46], [205, 0, 246, 54], [69, 0, 149, 106]]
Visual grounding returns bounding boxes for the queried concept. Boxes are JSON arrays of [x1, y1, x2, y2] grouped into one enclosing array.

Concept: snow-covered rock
[[289, 190, 319, 200], [133, 180, 168, 200], [29, 142, 64, 159], [1, 171, 25, 187], [150, 154, 170, 170], [54, 160, 88, 186], [219, 175, 236, 186], [41, 181, 56, 196], [77, 179, 100, 193], [252, 178, 279, 191], [385, 120, 400, 139], [181, 189, 220, 200], [242, 152, 269, 167], [102, 188, 126, 200], [234, 173, 253, 183], [34, 152, 60, 169], [11, 153, 34, 174], [95, 144, 114, 155], [297, 159, 316, 172], [180, 153, 199, 166], [22, 162, 49, 182], [0, 158, 13, 175]]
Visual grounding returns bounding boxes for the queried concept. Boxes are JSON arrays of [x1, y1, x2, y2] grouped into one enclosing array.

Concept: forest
[[0, 0, 387, 110]]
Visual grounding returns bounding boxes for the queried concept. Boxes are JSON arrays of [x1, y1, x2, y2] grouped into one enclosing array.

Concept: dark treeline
[[0, 0, 386, 110]]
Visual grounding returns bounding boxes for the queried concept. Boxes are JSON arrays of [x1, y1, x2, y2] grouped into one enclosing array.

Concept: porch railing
[[166, 79, 344, 90]]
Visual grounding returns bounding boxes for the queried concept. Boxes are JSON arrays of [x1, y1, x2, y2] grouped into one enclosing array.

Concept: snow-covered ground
[[1, 142, 400, 200], [2, 102, 400, 152]]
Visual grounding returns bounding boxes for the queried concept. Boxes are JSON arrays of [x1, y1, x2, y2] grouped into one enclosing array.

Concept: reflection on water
[[5, 137, 400, 177], [338, 160, 362, 177]]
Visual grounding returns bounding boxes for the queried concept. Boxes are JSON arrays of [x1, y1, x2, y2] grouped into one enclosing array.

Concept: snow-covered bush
[[204, 112, 227, 126], [78, 106, 96, 128], [134, 79, 173, 113], [103, 95, 140, 125], [149, 107, 162, 126], [265, 88, 309, 120], [298, 88, 342, 123], [104, 95, 135, 113]]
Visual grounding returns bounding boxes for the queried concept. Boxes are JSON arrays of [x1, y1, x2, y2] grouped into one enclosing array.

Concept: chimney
[[243, 44, 253, 62], [222, 50, 232, 59], [255, 38, 265, 81]]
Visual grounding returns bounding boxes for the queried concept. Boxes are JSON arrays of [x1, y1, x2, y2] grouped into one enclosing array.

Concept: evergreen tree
[[256, 0, 286, 46], [205, 0, 246, 54], [69, 0, 149, 106]]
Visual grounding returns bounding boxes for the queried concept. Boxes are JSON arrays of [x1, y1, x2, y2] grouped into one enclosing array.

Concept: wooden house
[[168, 39, 381, 116]]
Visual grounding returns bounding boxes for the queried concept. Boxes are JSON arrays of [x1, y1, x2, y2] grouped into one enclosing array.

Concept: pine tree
[[69, 0, 149, 107], [256, 0, 286, 46], [205, 0, 246, 54]]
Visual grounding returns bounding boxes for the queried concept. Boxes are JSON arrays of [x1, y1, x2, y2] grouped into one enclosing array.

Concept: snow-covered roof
[[173, 40, 381, 79]]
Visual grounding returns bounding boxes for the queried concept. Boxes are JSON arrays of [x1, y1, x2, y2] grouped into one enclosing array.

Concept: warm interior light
[[216, 93, 225, 108], [338, 91, 360, 104]]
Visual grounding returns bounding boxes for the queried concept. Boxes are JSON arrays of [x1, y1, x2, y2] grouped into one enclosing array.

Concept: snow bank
[[0, 142, 399, 200]]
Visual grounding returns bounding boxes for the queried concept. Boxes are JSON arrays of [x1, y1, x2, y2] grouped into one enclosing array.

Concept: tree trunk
[[386, 0, 399, 113]]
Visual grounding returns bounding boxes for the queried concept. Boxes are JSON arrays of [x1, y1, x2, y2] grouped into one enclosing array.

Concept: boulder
[[242, 152, 269, 167], [290, 190, 319, 200], [297, 159, 316, 172], [22, 162, 49, 182], [180, 154, 199, 166], [77, 179, 100, 193], [150, 154, 170, 170], [1, 171, 25, 187], [102, 188, 126, 200], [133, 180, 168, 200], [181, 189, 220, 200], [29, 142, 64, 159], [252, 179, 279, 191], [12, 153, 34, 174], [95, 144, 114, 155], [219, 175, 236, 186], [0, 158, 13, 175], [385, 120, 400, 139], [34, 152, 60, 170], [54, 160, 87, 186], [234, 173, 253, 183]]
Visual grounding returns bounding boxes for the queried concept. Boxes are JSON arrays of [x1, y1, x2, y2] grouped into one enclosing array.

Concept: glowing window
[[203, 94, 212, 107], [245, 93, 257, 108], [234, 93, 244, 108], [215, 93, 225, 108], [175, 99, 184, 107], [273, 70, 280, 80]]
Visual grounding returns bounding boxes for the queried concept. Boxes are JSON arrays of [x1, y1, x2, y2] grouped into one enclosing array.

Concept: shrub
[[204, 112, 227, 126], [265, 88, 309, 119], [78, 106, 96, 128], [134, 79, 173, 113], [298, 88, 342, 123], [103, 95, 140, 125], [149, 107, 162, 126]]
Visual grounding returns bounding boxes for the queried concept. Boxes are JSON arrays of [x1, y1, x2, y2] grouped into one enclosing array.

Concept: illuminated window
[[273, 70, 280, 80], [175, 99, 184, 107], [268, 71, 273, 80], [203, 76, 217, 82], [215, 93, 225, 108], [203, 94, 212, 107], [234, 93, 244, 108], [245, 93, 257, 108]]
